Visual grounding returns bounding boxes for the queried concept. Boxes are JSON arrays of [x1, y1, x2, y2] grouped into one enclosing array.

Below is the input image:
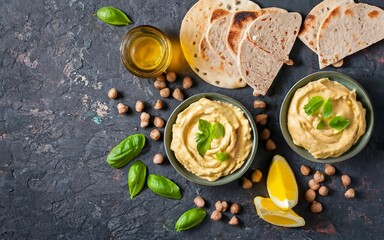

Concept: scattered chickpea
[[332, 59, 344, 68], [154, 80, 166, 90], [228, 216, 239, 225], [318, 185, 329, 197], [140, 112, 150, 128], [182, 76, 193, 89], [251, 169, 262, 183], [153, 116, 165, 128], [172, 88, 184, 101], [255, 114, 268, 125], [253, 90, 260, 97], [260, 128, 271, 141], [210, 210, 222, 221], [300, 165, 311, 176], [344, 188, 355, 199], [166, 71, 177, 82], [194, 196, 205, 208], [324, 164, 336, 176], [117, 103, 128, 115], [305, 189, 316, 203], [253, 100, 266, 109], [266, 139, 276, 151], [215, 201, 224, 212], [108, 88, 118, 99], [160, 88, 171, 98], [310, 201, 323, 213], [308, 179, 320, 190], [285, 59, 294, 66], [154, 99, 163, 110], [156, 74, 166, 82], [221, 201, 229, 212], [153, 153, 164, 164], [150, 129, 161, 141], [313, 170, 325, 183], [341, 175, 351, 187], [230, 203, 241, 214], [135, 101, 145, 112], [242, 177, 253, 189]]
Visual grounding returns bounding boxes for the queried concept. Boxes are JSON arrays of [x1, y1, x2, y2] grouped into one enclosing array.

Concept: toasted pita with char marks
[[238, 12, 302, 95], [180, 0, 260, 89], [317, 3, 384, 69], [227, 8, 288, 57]]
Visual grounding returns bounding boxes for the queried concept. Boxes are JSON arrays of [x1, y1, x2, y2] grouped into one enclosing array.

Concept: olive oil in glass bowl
[[120, 25, 172, 78]]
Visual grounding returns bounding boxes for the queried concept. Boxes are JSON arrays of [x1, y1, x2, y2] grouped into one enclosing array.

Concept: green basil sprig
[[106, 134, 146, 168], [128, 160, 147, 199], [96, 6, 132, 26], [329, 116, 350, 131], [195, 119, 225, 156], [215, 152, 228, 162], [147, 174, 181, 199], [304, 96, 323, 115], [175, 208, 206, 232]]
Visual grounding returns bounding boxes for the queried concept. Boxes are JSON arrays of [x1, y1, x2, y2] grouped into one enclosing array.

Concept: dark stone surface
[[1, 0, 383, 239]]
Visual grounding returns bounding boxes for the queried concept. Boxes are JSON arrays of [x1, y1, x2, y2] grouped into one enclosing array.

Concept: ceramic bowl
[[164, 93, 258, 186], [279, 71, 374, 163]]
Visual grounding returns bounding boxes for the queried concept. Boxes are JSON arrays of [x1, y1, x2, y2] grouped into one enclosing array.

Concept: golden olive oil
[[130, 36, 164, 70]]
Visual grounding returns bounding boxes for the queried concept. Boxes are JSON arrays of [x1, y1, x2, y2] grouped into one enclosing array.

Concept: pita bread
[[237, 12, 302, 95], [180, 0, 260, 89], [317, 3, 384, 69], [227, 8, 288, 57], [299, 0, 354, 53]]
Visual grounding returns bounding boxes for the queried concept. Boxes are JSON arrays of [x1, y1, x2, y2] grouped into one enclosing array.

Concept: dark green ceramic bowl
[[164, 93, 258, 186], [280, 71, 374, 163]]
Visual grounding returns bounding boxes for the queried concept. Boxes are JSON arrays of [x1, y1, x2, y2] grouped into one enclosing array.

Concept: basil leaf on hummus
[[215, 152, 228, 162], [329, 116, 350, 131], [196, 119, 225, 156], [304, 96, 324, 115], [322, 98, 333, 119]]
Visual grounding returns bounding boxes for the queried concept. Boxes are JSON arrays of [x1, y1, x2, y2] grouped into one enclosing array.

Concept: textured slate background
[[1, 0, 383, 239]]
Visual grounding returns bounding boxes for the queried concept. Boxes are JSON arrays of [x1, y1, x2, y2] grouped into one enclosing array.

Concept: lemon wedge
[[266, 155, 298, 210], [254, 196, 305, 227]]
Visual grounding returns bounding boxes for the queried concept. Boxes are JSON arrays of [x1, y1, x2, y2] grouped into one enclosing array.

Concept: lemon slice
[[254, 196, 305, 227], [267, 155, 298, 210]]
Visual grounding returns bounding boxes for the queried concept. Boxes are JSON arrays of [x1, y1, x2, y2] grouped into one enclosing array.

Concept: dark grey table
[[1, 0, 383, 239]]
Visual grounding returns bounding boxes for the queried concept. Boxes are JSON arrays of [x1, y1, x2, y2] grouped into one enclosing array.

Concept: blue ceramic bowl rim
[[279, 71, 374, 163], [164, 92, 258, 186]]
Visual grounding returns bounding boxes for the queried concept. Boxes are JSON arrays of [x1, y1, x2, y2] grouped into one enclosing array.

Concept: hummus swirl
[[287, 78, 366, 159], [171, 98, 252, 181]]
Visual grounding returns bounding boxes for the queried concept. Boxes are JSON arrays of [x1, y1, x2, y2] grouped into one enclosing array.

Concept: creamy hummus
[[287, 78, 366, 159], [171, 98, 252, 181]]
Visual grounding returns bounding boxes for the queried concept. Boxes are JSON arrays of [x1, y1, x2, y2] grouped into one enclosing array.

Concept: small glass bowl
[[120, 25, 172, 78]]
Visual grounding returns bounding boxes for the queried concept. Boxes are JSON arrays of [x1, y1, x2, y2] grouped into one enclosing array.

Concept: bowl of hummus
[[280, 71, 374, 163], [164, 93, 258, 186]]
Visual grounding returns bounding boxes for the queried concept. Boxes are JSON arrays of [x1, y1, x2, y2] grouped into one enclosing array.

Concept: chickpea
[[154, 80, 166, 90], [310, 201, 323, 213], [117, 103, 128, 114], [324, 164, 336, 176], [153, 116, 165, 128], [300, 165, 311, 176], [341, 175, 351, 187], [156, 74, 166, 82], [242, 177, 253, 189], [221, 201, 229, 212], [253, 90, 260, 97], [215, 201, 224, 212], [305, 189, 316, 203], [108, 88, 118, 99], [344, 188, 355, 199], [149, 129, 161, 141], [255, 114, 268, 125], [308, 179, 320, 190], [210, 210, 222, 221], [135, 101, 145, 112], [153, 153, 164, 164], [140, 112, 150, 128], [260, 128, 271, 141], [313, 170, 325, 183], [172, 88, 184, 101], [154, 99, 163, 110], [266, 139, 276, 151], [230, 203, 241, 214], [228, 216, 239, 225], [194, 196, 205, 208], [318, 185, 329, 196], [253, 100, 266, 109], [251, 169, 262, 183], [182, 76, 193, 89], [160, 88, 171, 98], [166, 71, 177, 82]]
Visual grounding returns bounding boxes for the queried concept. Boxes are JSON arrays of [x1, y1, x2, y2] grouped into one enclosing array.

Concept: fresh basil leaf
[[317, 120, 325, 130], [147, 174, 181, 199], [196, 137, 212, 157], [323, 98, 333, 119], [215, 152, 228, 162], [329, 116, 350, 131], [128, 160, 147, 199], [211, 122, 225, 139], [106, 134, 146, 168], [96, 6, 132, 26], [196, 119, 212, 156], [175, 208, 206, 232], [304, 96, 324, 116]]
